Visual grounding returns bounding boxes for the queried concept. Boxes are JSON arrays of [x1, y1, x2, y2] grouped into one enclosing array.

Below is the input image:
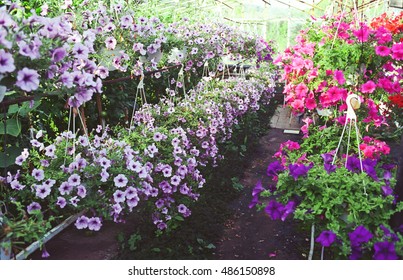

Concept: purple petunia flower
[[27, 202, 41, 214], [138, 167, 148, 179], [32, 168, 45, 181], [321, 153, 333, 164], [88, 217, 102, 231], [349, 246, 363, 260], [10, 179, 25, 190], [125, 187, 138, 200], [59, 182, 73, 195], [288, 163, 313, 180], [266, 161, 284, 178], [0, 49, 16, 73], [170, 175, 181, 186], [41, 247, 50, 258], [114, 174, 128, 188], [248, 195, 260, 209], [69, 196, 80, 207], [281, 201, 296, 221], [75, 215, 89, 229], [56, 196, 67, 208], [68, 174, 81, 187], [105, 36, 117, 50], [100, 169, 109, 182], [381, 185, 393, 196], [113, 190, 126, 203], [349, 225, 373, 246], [316, 230, 337, 247], [178, 204, 188, 214], [264, 200, 285, 220], [346, 156, 361, 173], [15, 68, 40, 92], [324, 163, 337, 174], [77, 185, 87, 198], [44, 144, 56, 157], [252, 180, 264, 197], [373, 241, 398, 260], [127, 196, 139, 210], [35, 184, 51, 199], [362, 158, 378, 180], [51, 47, 67, 63]]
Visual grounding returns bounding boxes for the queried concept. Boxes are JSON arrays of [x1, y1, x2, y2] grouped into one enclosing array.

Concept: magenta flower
[[88, 217, 102, 231], [316, 230, 337, 247], [391, 42, 403, 60], [353, 24, 370, 42], [361, 81, 376, 94], [27, 202, 41, 214], [373, 241, 398, 260], [15, 68, 40, 92], [75, 215, 89, 229], [114, 174, 128, 188], [0, 49, 15, 73], [334, 70, 345, 85], [375, 45, 391, 57]]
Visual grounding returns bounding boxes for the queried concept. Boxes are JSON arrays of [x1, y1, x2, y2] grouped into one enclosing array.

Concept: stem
[[321, 246, 324, 260], [308, 223, 315, 260]]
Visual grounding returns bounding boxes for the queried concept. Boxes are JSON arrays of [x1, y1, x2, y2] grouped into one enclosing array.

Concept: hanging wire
[[63, 106, 73, 167], [130, 72, 145, 129]]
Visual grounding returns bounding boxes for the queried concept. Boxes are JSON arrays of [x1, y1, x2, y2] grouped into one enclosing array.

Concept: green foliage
[[263, 125, 403, 259]]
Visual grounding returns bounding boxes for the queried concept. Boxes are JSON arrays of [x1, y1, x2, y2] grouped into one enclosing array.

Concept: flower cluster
[[253, 124, 403, 259], [0, 5, 102, 107], [2, 69, 276, 244], [274, 13, 403, 128]]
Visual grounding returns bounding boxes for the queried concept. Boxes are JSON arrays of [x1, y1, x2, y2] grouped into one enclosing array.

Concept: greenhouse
[[0, 0, 402, 264]]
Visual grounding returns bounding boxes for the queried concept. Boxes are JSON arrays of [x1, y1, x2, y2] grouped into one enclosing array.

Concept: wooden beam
[[269, 0, 312, 14], [294, 0, 325, 11], [215, 0, 233, 9]]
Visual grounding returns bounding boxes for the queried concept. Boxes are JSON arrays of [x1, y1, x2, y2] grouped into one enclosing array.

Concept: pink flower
[[353, 24, 370, 42], [361, 81, 376, 94], [295, 83, 308, 99], [290, 99, 304, 113], [305, 93, 317, 110], [375, 27, 392, 44], [375, 45, 391, 57], [334, 70, 345, 85], [378, 78, 394, 93], [391, 42, 403, 60], [291, 57, 305, 71]]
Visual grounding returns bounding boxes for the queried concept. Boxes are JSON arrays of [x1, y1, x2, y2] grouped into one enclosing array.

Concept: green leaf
[[0, 119, 21, 137], [0, 146, 22, 168]]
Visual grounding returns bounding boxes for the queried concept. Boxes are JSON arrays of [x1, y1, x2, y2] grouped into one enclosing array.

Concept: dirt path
[[215, 128, 309, 260]]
